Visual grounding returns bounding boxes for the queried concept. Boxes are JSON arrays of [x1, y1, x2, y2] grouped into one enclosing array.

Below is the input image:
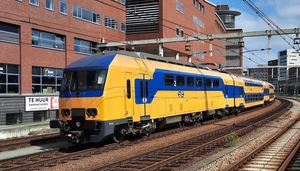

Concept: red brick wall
[[0, 0, 126, 94], [126, 0, 227, 66]]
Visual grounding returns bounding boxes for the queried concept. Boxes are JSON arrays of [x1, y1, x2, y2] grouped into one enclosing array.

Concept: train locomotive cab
[[50, 66, 108, 143]]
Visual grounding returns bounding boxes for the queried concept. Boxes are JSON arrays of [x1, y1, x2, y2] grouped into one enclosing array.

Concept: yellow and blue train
[[50, 51, 275, 143]]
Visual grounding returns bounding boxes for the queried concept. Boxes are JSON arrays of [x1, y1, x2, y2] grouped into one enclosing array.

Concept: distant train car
[[241, 77, 265, 108], [50, 51, 275, 143], [268, 83, 276, 102]]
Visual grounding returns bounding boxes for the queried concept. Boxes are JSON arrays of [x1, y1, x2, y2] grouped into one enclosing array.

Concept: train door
[[125, 73, 134, 117], [203, 77, 209, 111], [225, 84, 229, 105], [140, 74, 150, 116]]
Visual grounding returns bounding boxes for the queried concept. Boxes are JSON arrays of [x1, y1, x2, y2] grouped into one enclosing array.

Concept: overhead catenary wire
[[243, 0, 298, 50], [243, 47, 268, 63]]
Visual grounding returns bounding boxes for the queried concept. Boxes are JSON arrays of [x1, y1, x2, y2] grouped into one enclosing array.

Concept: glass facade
[[32, 67, 63, 94], [0, 64, 19, 94]]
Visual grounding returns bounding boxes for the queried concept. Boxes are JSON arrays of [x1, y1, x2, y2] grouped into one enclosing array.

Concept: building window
[[176, 0, 179, 11], [29, 0, 39, 6], [0, 64, 20, 94], [201, 5, 205, 13], [59, 1, 67, 15], [32, 67, 62, 93], [0, 22, 20, 43], [104, 16, 118, 30], [31, 29, 65, 50], [180, 3, 184, 13], [120, 0, 125, 5], [72, 5, 100, 24], [180, 29, 184, 37], [74, 38, 98, 54], [45, 0, 54, 11], [121, 22, 126, 32], [176, 27, 179, 37]]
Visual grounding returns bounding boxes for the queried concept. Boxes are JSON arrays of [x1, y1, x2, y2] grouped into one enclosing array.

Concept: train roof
[[65, 50, 214, 71]]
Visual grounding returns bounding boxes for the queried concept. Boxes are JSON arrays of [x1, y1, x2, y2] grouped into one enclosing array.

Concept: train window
[[205, 79, 211, 88], [164, 74, 174, 86], [126, 79, 131, 99], [187, 76, 194, 86], [213, 80, 219, 87], [176, 75, 184, 86], [196, 77, 202, 87]]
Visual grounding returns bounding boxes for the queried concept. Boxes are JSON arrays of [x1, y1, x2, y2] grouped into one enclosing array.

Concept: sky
[[208, 0, 300, 67]]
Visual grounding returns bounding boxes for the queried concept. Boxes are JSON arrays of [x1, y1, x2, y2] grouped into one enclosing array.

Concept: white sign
[[25, 96, 59, 111]]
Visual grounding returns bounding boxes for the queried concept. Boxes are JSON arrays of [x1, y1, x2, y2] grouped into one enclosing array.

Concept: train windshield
[[61, 70, 107, 91]]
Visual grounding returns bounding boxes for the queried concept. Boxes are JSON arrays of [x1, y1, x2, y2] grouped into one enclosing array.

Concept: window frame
[[0, 64, 20, 94], [31, 29, 66, 50], [104, 16, 118, 30], [176, 0, 179, 11], [121, 22, 126, 32], [180, 3, 184, 14], [45, 0, 54, 11], [29, 0, 39, 6], [176, 27, 179, 37], [72, 4, 100, 24], [0, 22, 20, 44], [59, 0, 68, 15], [32, 66, 62, 94], [74, 38, 98, 54]]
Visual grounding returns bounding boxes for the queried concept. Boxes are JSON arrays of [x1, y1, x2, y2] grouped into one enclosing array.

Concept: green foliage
[[224, 132, 241, 147]]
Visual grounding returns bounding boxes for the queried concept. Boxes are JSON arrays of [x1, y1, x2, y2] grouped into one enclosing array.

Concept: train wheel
[[179, 121, 185, 127], [112, 131, 124, 143], [213, 114, 218, 119], [145, 131, 152, 136], [214, 110, 223, 119]]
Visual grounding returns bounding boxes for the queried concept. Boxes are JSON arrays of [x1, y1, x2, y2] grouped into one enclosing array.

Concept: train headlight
[[61, 109, 71, 117], [86, 108, 98, 117], [76, 122, 81, 127]]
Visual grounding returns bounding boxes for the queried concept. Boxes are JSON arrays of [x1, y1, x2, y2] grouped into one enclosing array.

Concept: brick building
[[0, 0, 227, 125], [0, 0, 126, 124], [116, 0, 227, 68]]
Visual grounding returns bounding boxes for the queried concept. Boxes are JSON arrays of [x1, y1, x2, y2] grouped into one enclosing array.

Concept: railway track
[[0, 100, 286, 170], [279, 140, 300, 171], [0, 133, 59, 152], [0, 100, 274, 153], [225, 114, 300, 171], [88, 99, 291, 171]]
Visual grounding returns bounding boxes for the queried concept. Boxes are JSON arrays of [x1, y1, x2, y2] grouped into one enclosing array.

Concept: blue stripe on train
[[134, 69, 243, 104]]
